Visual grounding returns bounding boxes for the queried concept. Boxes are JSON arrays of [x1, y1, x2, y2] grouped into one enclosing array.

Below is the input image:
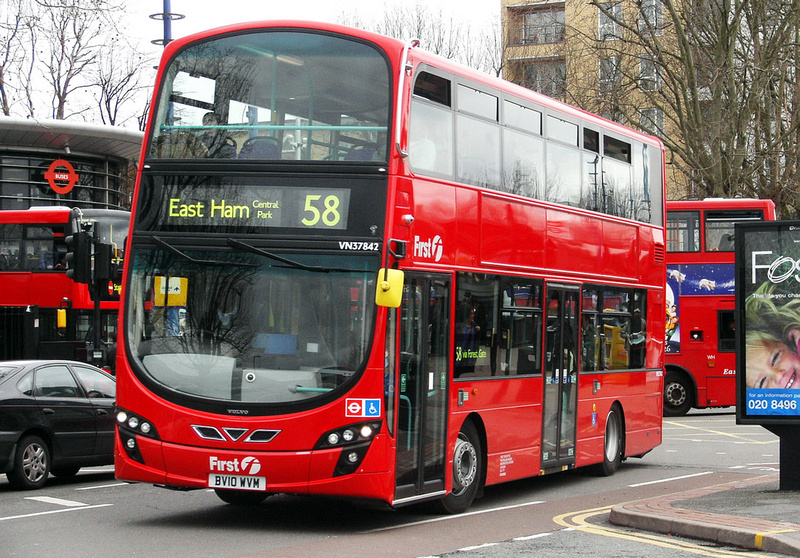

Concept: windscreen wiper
[[153, 236, 258, 267], [226, 238, 355, 273]]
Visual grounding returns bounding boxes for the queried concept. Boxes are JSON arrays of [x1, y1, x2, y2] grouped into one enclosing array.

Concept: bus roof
[[0, 206, 73, 224], [160, 20, 664, 151], [666, 198, 776, 210], [0, 207, 130, 225]]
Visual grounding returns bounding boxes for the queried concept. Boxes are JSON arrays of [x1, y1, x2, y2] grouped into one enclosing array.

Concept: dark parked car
[[0, 360, 116, 489]]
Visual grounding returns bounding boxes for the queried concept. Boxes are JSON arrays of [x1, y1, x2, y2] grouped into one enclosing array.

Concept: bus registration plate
[[208, 473, 266, 491]]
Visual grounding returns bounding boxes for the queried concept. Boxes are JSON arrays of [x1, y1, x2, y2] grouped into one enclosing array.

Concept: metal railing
[[507, 24, 566, 46]]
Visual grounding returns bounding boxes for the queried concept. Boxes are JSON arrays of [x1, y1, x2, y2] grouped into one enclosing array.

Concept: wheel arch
[[20, 427, 57, 461], [610, 400, 627, 459], [458, 412, 487, 495]]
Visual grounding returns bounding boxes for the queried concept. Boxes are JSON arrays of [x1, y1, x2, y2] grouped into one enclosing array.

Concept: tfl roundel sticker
[[346, 398, 381, 418]]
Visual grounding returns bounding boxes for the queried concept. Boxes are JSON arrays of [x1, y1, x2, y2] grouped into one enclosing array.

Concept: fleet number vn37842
[[339, 241, 380, 251]]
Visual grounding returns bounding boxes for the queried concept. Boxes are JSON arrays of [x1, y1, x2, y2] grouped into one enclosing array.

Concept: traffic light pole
[[91, 227, 104, 367], [66, 218, 118, 367]]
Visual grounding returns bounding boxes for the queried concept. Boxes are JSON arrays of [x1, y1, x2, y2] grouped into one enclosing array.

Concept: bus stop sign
[[45, 159, 79, 194]]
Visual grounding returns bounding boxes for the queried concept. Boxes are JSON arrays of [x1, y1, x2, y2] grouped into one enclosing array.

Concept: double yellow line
[[554, 506, 754, 557]]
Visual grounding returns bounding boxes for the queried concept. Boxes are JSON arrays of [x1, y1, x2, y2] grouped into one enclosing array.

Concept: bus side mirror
[[375, 268, 404, 308]]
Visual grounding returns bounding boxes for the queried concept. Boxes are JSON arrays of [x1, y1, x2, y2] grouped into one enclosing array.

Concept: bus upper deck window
[[547, 115, 578, 146], [584, 128, 600, 153], [604, 136, 631, 163], [414, 72, 451, 106]]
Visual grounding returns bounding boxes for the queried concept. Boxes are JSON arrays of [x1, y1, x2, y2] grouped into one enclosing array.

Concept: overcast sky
[[131, 0, 500, 50]]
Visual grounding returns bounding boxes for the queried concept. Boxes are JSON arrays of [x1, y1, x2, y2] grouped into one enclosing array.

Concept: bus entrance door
[[394, 274, 450, 505], [542, 285, 579, 471]]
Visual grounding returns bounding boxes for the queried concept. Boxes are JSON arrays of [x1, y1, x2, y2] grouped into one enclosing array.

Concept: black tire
[[664, 371, 693, 416], [597, 405, 624, 476], [7, 435, 50, 490], [214, 489, 270, 506], [436, 420, 481, 514], [51, 466, 81, 478]]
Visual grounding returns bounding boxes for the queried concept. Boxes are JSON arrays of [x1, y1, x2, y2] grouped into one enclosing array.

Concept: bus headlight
[[115, 407, 160, 465], [314, 421, 381, 477], [333, 442, 371, 477], [314, 421, 381, 449]]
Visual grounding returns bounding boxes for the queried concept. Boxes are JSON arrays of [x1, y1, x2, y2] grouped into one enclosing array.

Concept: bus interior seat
[[212, 137, 238, 158], [344, 145, 378, 161], [238, 136, 281, 159]]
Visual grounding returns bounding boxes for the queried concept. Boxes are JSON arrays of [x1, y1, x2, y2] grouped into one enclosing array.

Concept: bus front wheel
[[436, 420, 481, 514], [664, 371, 693, 416]]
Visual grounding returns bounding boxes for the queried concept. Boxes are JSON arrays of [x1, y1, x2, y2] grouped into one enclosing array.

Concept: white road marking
[[25, 496, 87, 507], [362, 500, 545, 533], [0, 504, 113, 522], [627, 471, 713, 487], [76, 482, 129, 491], [459, 543, 498, 551], [514, 531, 561, 541]]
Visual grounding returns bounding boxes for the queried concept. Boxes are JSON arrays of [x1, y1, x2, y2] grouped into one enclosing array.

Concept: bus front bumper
[[114, 432, 393, 501]]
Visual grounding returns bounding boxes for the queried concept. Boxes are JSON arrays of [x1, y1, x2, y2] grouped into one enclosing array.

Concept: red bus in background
[[0, 206, 129, 364], [664, 198, 776, 415], [115, 21, 665, 513]]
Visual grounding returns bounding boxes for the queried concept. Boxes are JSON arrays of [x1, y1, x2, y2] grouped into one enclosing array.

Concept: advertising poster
[[737, 221, 800, 424], [666, 262, 735, 353]]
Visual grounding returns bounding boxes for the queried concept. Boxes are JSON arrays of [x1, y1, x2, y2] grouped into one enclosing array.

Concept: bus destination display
[[164, 186, 351, 230]]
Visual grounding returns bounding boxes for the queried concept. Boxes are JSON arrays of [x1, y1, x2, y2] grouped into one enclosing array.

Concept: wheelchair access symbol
[[346, 398, 381, 418]]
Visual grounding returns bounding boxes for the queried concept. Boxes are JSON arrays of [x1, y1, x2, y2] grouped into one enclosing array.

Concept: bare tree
[[374, 3, 461, 59], [1, 0, 151, 125], [93, 37, 153, 126], [0, 0, 36, 116], [18, 7, 39, 118], [42, 2, 103, 119], [0, 0, 21, 114], [478, 19, 508, 78], [564, 0, 800, 216], [337, 1, 502, 76]]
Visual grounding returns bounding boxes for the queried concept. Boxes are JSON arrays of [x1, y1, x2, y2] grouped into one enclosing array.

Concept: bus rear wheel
[[596, 405, 624, 476], [436, 420, 481, 514], [214, 489, 270, 506], [664, 371, 692, 416]]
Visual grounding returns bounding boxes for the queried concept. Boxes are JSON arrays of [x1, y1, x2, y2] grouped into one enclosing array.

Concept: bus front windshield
[[149, 30, 391, 162], [127, 248, 377, 407]]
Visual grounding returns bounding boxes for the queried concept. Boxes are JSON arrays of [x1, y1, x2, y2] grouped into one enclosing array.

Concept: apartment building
[[501, 0, 686, 198]]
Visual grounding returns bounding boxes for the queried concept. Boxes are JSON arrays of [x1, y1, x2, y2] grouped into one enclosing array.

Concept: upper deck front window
[[149, 30, 391, 163]]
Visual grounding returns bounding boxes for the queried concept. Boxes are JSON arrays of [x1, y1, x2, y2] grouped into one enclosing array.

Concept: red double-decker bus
[[115, 21, 665, 512], [0, 206, 128, 365], [664, 198, 776, 415]]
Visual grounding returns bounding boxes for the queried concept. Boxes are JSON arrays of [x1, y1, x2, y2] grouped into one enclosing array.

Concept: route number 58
[[302, 194, 342, 227]]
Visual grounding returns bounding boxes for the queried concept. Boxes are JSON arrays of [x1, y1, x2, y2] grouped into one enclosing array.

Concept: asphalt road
[[0, 409, 785, 558]]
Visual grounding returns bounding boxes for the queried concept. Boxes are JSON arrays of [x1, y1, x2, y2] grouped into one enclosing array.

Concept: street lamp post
[[150, 0, 185, 47]]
